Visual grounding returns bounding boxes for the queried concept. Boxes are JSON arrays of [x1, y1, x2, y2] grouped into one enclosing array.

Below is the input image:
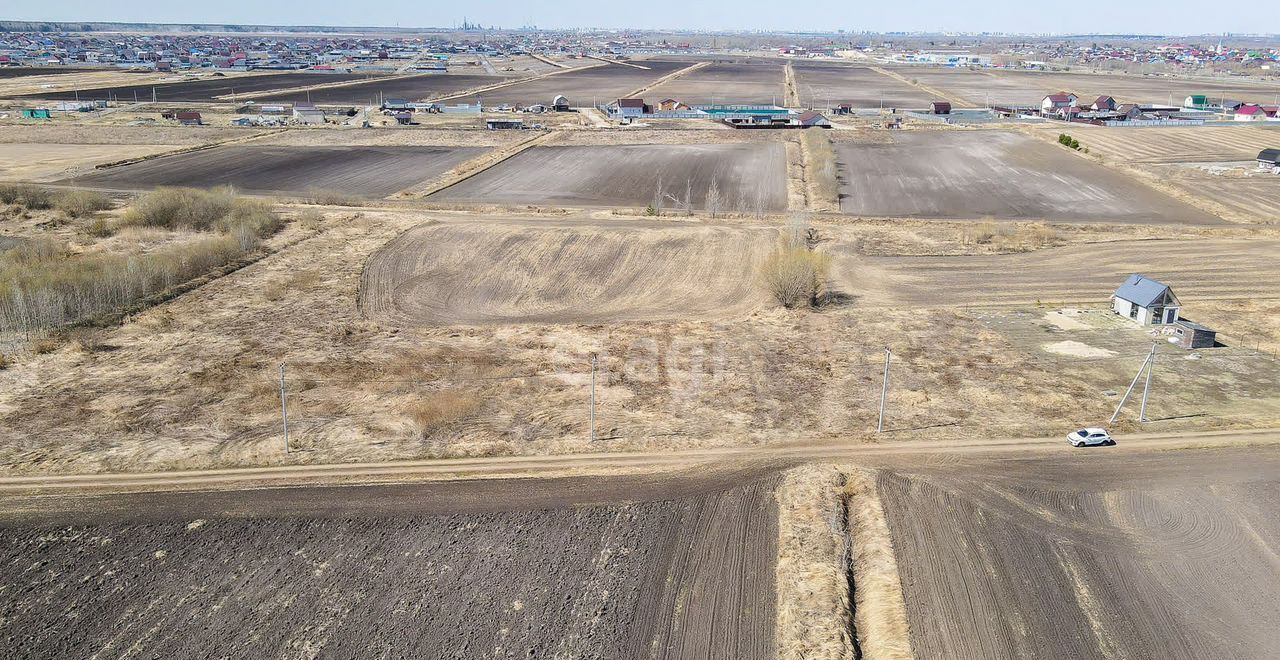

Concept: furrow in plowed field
[[360, 221, 774, 324], [836, 130, 1222, 223], [644, 60, 787, 106], [428, 143, 788, 210], [845, 238, 1280, 306], [66, 145, 485, 197], [1067, 125, 1280, 163], [0, 474, 779, 660], [877, 449, 1280, 659]]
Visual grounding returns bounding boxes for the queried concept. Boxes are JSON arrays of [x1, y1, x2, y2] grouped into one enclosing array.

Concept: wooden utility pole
[[279, 363, 290, 453], [589, 354, 597, 442], [877, 348, 892, 433]]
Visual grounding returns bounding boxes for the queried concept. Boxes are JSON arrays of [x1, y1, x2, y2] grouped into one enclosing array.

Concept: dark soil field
[[645, 60, 786, 106], [17, 72, 386, 102], [0, 67, 84, 78], [260, 73, 520, 104], [877, 448, 1280, 659], [448, 60, 691, 107], [836, 130, 1222, 223], [68, 145, 485, 197], [430, 142, 787, 210], [0, 471, 778, 660], [793, 62, 934, 109], [360, 220, 772, 325]]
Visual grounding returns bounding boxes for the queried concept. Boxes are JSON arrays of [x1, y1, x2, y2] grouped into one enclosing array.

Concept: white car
[[1068, 428, 1115, 447]]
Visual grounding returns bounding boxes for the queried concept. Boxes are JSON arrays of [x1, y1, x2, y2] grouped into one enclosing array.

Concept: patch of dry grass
[[961, 220, 1059, 251], [843, 468, 914, 660], [801, 129, 840, 212], [54, 190, 113, 219], [776, 465, 854, 660], [406, 389, 482, 440]]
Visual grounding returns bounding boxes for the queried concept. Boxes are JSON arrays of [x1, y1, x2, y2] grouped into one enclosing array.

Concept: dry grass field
[[1058, 124, 1280, 163], [429, 143, 787, 210], [0, 470, 779, 660], [906, 67, 1280, 107], [877, 449, 1280, 659], [359, 220, 774, 325], [836, 130, 1223, 223], [259, 73, 523, 105], [69, 145, 486, 197], [793, 63, 934, 109], [644, 60, 787, 106]]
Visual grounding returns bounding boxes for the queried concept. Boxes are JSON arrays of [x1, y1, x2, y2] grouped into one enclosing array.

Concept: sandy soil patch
[[1043, 309, 1091, 330], [0, 143, 184, 182], [1043, 339, 1117, 358]]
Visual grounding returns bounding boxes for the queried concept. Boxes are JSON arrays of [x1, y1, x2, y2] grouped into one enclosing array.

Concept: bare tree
[[704, 178, 722, 218]]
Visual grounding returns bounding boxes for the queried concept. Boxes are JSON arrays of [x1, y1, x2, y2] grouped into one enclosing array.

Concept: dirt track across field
[[429, 143, 787, 210], [360, 220, 774, 324], [841, 237, 1280, 307], [0, 470, 779, 660], [837, 130, 1223, 223], [66, 145, 484, 197], [878, 448, 1280, 659]]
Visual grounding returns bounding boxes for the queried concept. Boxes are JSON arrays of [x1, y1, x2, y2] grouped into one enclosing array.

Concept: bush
[[83, 218, 116, 238], [0, 184, 53, 209], [759, 243, 832, 308], [302, 188, 364, 207], [121, 186, 281, 243], [407, 390, 481, 439], [55, 190, 113, 218]]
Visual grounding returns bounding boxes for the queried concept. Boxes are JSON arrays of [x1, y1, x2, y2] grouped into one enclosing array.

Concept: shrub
[[122, 186, 240, 231], [759, 243, 832, 308], [0, 184, 53, 209], [302, 188, 364, 207], [55, 190, 113, 218], [407, 390, 481, 439], [83, 218, 116, 238]]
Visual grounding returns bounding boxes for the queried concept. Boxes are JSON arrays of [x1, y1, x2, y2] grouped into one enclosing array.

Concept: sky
[[7, 1, 1278, 36]]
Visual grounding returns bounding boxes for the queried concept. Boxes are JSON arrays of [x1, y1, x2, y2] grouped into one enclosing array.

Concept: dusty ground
[[876, 448, 1280, 659], [360, 219, 773, 324], [836, 130, 1223, 223], [429, 143, 788, 210], [0, 143, 184, 181], [793, 63, 934, 109], [645, 60, 786, 106], [0, 469, 779, 660], [69, 145, 486, 197]]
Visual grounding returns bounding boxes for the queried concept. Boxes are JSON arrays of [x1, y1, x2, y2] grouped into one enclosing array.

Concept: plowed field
[[878, 449, 1280, 659], [645, 61, 786, 106], [836, 130, 1222, 223], [360, 221, 773, 324], [793, 62, 934, 109], [67, 145, 485, 197], [429, 143, 787, 210], [0, 473, 779, 660]]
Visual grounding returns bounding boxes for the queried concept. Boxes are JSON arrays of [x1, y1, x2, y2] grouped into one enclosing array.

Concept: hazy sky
[[8, 1, 1277, 36]]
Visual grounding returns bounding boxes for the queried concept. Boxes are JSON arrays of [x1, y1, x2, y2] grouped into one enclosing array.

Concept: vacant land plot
[[18, 72, 385, 102], [906, 67, 1280, 106], [794, 63, 934, 109], [836, 130, 1222, 223], [360, 221, 773, 325], [645, 60, 785, 106], [260, 73, 520, 104], [448, 60, 691, 107], [842, 238, 1280, 306], [0, 472, 778, 660], [1165, 174, 1280, 220], [69, 145, 484, 197], [1058, 124, 1280, 163], [879, 449, 1280, 659], [0, 67, 82, 78], [0, 143, 183, 181], [430, 143, 786, 210]]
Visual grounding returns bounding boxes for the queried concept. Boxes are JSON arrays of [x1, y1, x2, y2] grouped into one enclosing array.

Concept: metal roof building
[[1113, 274, 1180, 326]]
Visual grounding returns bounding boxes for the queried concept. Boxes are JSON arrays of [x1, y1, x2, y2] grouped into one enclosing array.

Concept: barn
[[1258, 148, 1280, 170], [1113, 274, 1180, 326]]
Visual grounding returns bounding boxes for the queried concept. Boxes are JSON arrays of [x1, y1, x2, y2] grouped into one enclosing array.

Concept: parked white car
[[1068, 428, 1115, 447]]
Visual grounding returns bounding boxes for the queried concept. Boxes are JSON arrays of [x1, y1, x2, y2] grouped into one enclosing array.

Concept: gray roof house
[[1113, 274, 1180, 326]]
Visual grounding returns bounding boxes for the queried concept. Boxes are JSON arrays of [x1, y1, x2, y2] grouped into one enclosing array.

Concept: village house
[[1113, 274, 1180, 326], [292, 103, 325, 124], [1090, 95, 1116, 112], [1234, 104, 1268, 121], [930, 101, 951, 115], [1041, 91, 1079, 114]]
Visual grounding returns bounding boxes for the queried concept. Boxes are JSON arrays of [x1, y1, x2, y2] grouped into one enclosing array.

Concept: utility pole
[[589, 354, 597, 442], [877, 347, 891, 433], [279, 363, 290, 453], [1110, 344, 1156, 424], [1139, 343, 1155, 422]]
